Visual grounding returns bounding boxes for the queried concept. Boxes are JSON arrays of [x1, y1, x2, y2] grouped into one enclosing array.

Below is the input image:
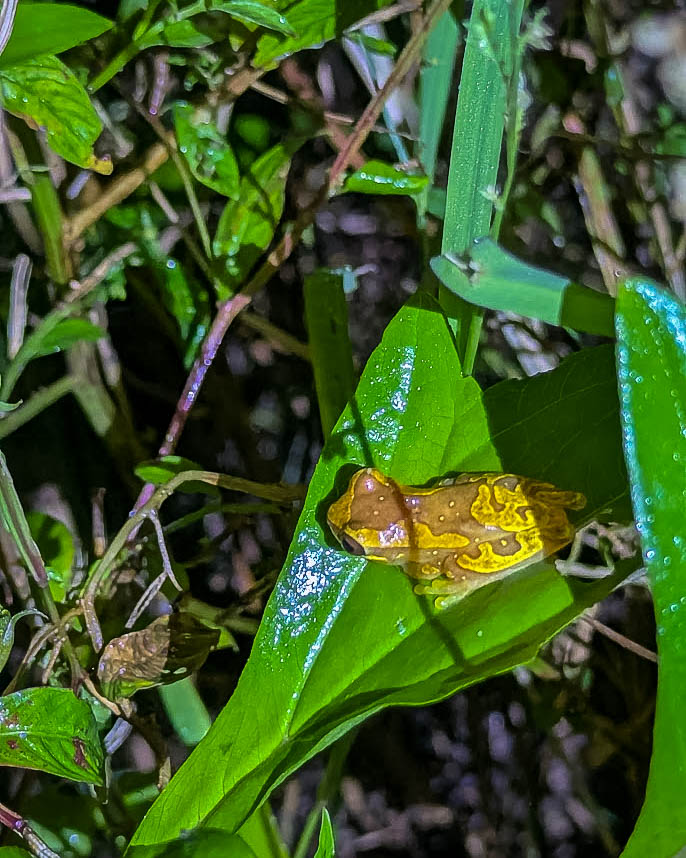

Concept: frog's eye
[[340, 534, 365, 556]]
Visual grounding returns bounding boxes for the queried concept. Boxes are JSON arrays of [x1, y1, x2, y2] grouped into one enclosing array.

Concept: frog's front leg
[[413, 552, 509, 609]]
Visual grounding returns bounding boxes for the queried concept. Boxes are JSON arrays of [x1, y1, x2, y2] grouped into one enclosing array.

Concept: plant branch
[[135, 0, 454, 505], [81, 470, 305, 650]]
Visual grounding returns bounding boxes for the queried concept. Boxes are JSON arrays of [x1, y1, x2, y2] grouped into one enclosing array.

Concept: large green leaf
[[129, 293, 627, 849], [128, 830, 258, 858], [253, 0, 393, 67], [0, 687, 104, 784], [615, 278, 686, 858], [0, 3, 112, 69], [469, 343, 631, 524], [0, 56, 109, 172]]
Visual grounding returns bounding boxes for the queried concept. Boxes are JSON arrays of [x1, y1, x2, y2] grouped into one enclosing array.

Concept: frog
[[326, 468, 586, 606]]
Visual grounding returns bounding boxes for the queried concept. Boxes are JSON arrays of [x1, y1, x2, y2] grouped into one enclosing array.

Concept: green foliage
[[0, 609, 41, 673], [304, 269, 355, 438], [0, 0, 679, 853], [342, 160, 429, 196], [129, 294, 627, 848], [213, 140, 298, 296], [135, 456, 220, 494], [26, 512, 75, 603], [0, 688, 103, 784], [313, 809, 335, 858], [174, 102, 240, 199], [0, 56, 109, 173], [0, 3, 112, 68], [253, 0, 394, 66], [432, 238, 616, 336], [615, 280, 686, 857], [209, 1, 295, 35]]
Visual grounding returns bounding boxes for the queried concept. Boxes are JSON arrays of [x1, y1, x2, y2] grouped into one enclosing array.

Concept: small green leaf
[[137, 19, 225, 49], [213, 140, 298, 296], [313, 809, 335, 858], [345, 31, 397, 56], [0, 56, 110, 173], [27, 512, 75, 603], [209, 0, 295, 35], [0, 608, 43, 673], [304, 269, 355, 438], [33, 318, 105, 357], [0, 848, 34, 857], [0, 4, 113, 69], [253, 0, 393, 67], [135, 456, 219, 495], [431, 238, 616, 337], [0, 398, 20, 413], [342, 160, 429, 196], [159, 259, 210, 369], [0, 687, 104, 784], [174, 102, 240, 199], [615, 278, 686, 858]]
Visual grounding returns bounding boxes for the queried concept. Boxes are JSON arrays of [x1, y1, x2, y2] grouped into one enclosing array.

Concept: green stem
[[89, 0, 206, 92], [9, 118, 69, 285], [0, 376, 75, 440]]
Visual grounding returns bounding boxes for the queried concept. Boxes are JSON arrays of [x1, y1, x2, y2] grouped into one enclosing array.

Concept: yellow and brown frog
[[327, 468, 586, 604]]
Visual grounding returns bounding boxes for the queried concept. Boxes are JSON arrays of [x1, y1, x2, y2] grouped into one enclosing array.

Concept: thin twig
[[82, 470, 305, 649], [64, 144, 168, 243], [579, 614, 657, 663]]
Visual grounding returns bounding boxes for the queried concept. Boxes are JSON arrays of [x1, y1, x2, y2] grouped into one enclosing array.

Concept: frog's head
[[327, 468, 409, 560]]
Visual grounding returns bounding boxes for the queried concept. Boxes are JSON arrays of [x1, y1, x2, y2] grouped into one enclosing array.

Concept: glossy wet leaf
[[468, 343, 631, 524], [209, 0, 295, 35], [0, 687, 103, 784], [0, 57, 110, 173], [27, 512, 75, 603], [174, 102, 240, 199], [0, 4, 112, 69], [342, 160, 429, 196], [615, 278, 686, 858], [313, 809, 335, 858], [129, 293, 628, 849], [213, 141, 296, 296], [253, 0, 393, 67], [304, 269, 355, 438], [431, 239, 615, 336]]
